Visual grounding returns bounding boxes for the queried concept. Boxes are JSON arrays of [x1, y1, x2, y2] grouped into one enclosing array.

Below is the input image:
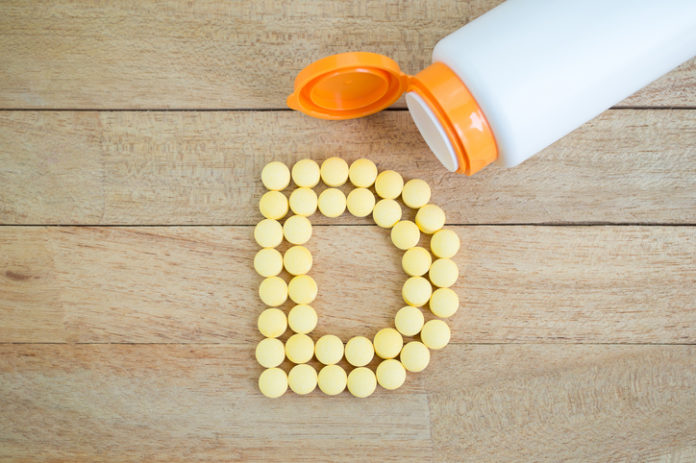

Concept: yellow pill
[[344, 336, 375, 367], [288, 275, 318, 304], [258, 367, 288, 398], [261, 161, 290, 191], [317, 364, 347, 396], [421, 319, 451, 350], [253, 248, 283, 277], [429, 287, 459, 318], [401, 178, 431, 209], [283, 215, 312, 245], [259, 190, 289, 220], [287, 304, 318, 334], [257, 308, 287, 338], [346, 187, 376, 217], [372, 199, 402, 228], [375, 170, 404, 199], [288, 363, 318, 395], [289, 187, 318, 217], [259, 276, 288, 307], [429, 258, 459, 288], [254, 219, 283, 248], [347, 367, 377, 398], [320, 157, 349, 187], [255, 337, 285, 368], [283, 245, 313, 276], [348, 158, 378, 187], [390, 220, 420, 250], [394, 306, 425, 337], [376, 359, 406, 390], [402, 247, 432, 277], [318, 188, 346, 218], [415, 204, 445, 234], [315, 334, 344, 365], [430, 229, 461, 258], [373, 328, 403, 359], [400, 341, 430, 373], [402, 276, 432, 307], [292, 158, 321, 188], [285, 333, 314, 364]]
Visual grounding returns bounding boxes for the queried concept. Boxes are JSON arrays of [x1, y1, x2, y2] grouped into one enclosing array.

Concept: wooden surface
[[1, 0, 694, 109], [0, 1, 695, 462]]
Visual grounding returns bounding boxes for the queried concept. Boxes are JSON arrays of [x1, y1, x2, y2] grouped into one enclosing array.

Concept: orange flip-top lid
[[287, 52, 408, 120], [287, 52, 497, 175]]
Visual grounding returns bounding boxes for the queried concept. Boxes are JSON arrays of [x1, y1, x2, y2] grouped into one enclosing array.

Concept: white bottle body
[[426, 0, 696, 168]]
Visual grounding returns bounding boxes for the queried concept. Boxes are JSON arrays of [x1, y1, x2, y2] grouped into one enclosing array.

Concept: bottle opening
[[405, 92, 459, 172]]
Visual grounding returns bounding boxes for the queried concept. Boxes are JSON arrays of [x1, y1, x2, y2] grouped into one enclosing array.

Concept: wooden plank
[[0, 344, 694, 462], [426, 344, 696, 463], [1, 110, 694, 225], [0, 0, 693, 109], [1, 225, 693, 344]]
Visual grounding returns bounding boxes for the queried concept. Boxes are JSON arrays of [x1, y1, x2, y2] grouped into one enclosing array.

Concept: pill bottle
[[287, 0, 696, 175]]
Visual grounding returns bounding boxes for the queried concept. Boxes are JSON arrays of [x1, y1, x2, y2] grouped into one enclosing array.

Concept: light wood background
[[1, 1, 695, 462]]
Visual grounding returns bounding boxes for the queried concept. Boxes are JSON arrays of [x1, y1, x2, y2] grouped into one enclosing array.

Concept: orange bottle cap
[[288, 52, 498, 175], [287, 52, 408, 120]]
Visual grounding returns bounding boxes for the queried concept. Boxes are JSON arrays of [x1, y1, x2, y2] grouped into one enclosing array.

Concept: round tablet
[[402, 247, 432, 277], [344, 336, 375, 367], [346, 188, 376, 217], [287, 304, 318, 334], [283, 245, 313, 276], [289, 187, 318, 217], [421, 319, 451, 350], [288, 363, 318, 395], [259, 276, 288, 307], [258, 367, 288, 398], [376, 359, 406, 390], [402, 276, 432, 307], [401, 179, 431, 209], [373, 328, 403, 359], [317, 364, 347, 396], [347, 367, 377, 398], [259, 191, 289, 220], [283, 215, 312, 245], [429, 287, 459, 318], [394, 306, 425, 337], [257, 308, 287, 338], [255, 337, 285, 368], [375, 170, 404, 199], [253, 248, 283, 277], [390, 220, 420, 250], [415, 204, 445, 234], [320, 157, 349, 187], [261, 161, 290, 191], [292, 158, 321, 188], [372, 199, 402, 228], [318, 188, 346, 218], [429, 258, 459, 288], [348, 158, 378, 188], [400, 341, 430, 373], [288, 275, 318, 304], [314, 334, 344, 365], [254, 219, 283, 248], [431, 229, 460, 258], [285, 333, 314, 364]]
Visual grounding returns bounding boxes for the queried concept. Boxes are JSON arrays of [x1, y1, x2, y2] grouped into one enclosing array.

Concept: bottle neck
[[407, 62, 498, 176]]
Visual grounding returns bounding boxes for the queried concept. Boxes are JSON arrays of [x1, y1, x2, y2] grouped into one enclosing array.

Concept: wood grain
[[1, 110, 695, 225], [1, 225, 693, 344], [0, 0, 693, 109], [0, 0, 487, 109], [0, 344, 694, 462]]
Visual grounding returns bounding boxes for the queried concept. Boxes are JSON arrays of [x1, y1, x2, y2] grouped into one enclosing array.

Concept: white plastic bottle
[[288, 0, 696, 175]]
